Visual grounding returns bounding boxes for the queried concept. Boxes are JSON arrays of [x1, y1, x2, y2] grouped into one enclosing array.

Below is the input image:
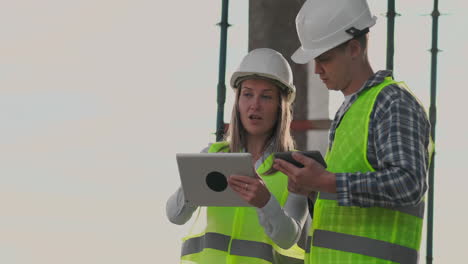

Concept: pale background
[[0, 0, 465, 263]]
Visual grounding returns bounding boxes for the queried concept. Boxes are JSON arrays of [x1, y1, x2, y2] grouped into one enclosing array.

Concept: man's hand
[[273, 152, 336, 194], [287, 177, 314, 196]]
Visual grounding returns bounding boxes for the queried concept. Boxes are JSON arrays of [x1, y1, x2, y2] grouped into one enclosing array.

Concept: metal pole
[[216, 0, 230, 141], [386, 0, 396, 71], [427, 0, 439, 263]]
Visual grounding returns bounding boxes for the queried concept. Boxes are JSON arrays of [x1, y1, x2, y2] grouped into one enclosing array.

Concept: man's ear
[[348, 39, 362, 59]]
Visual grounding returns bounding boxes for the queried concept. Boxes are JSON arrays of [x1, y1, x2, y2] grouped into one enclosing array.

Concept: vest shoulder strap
[[208, 142, 230, 153]]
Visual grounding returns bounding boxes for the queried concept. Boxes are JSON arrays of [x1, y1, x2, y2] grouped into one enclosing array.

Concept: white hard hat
[[230, 48, 296, 103], [292, 0, 377, 64]]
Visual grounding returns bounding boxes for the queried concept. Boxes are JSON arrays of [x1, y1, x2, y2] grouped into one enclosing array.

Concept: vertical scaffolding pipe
[[216, 0, 230, 141], [386, 0, 396, 71], [427, 0, 439, 263]]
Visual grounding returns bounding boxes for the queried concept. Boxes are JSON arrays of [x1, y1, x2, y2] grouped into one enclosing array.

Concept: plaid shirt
[[332, 70, 431, 207]]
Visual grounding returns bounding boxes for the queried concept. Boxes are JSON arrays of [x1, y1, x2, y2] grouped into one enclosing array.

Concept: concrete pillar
[[249, 0, 308, 149], [248, 0, 330, 154], [306, 64, 330, 156]]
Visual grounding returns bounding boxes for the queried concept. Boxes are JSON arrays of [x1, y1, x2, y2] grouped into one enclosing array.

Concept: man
[[273, 0, 432, 263]]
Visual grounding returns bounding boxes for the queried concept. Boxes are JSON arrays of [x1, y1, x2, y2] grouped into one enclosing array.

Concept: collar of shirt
[[334, 70, 393, 124], [241, 140, 275, 171]]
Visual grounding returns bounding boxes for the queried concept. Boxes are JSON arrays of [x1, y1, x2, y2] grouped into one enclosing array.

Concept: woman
[[166, 48, 309, 264]]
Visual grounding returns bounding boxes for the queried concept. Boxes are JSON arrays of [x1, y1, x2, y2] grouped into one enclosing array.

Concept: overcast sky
[[0, 1, 466, 263]]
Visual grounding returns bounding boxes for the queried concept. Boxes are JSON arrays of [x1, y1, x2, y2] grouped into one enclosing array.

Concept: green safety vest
[[305, 77, 429, 264], [181, 142, 305, 264]]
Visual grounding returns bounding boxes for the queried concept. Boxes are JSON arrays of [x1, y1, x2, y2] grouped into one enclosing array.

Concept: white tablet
[[176, 153, 255, 207]]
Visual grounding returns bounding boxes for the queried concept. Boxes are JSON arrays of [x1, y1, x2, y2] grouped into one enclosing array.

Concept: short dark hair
[[356, 33, 367, 50], [336, 33, 368, 51]]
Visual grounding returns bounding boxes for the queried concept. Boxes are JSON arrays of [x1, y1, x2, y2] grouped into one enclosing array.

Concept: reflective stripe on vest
[[182, 232, 303, 263], [313, 229, 418, 264], [182, 233, 273, 262], [182, 233, 230, 256], [319, 192, 425, 218], [305, 236, 312, 254]]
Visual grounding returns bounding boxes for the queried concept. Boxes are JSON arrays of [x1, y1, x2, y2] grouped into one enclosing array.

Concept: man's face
[[313, 43, 354, 95]]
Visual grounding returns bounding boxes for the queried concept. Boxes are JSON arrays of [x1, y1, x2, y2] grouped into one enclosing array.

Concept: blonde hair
[[223, 79, 295, 173]]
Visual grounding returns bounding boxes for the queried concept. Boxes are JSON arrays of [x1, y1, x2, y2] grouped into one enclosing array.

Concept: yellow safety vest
[[306, 77, 431, 264], [181, 142, 304, 264]]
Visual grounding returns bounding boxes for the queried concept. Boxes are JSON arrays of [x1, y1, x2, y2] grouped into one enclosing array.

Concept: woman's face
[[238, 79, 280, 138]]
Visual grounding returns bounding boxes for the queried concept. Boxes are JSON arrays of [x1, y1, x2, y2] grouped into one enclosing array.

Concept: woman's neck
[[245, 134, 270, 161]]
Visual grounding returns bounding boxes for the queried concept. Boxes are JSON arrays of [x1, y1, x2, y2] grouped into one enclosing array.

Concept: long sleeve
[[335, 78, 431, 208], [166, 145, 211, 225], [256, 192, 309, 249], [165, 186, 198, 225]]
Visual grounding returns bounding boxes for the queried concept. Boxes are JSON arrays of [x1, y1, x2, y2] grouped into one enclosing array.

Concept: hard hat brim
[[230, 72, 296, 103], [292, 14, 378, 65], [291, 45, 329, 64]]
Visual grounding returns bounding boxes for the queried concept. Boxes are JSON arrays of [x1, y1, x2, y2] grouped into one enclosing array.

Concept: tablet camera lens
[[206, 171, 228, 192]]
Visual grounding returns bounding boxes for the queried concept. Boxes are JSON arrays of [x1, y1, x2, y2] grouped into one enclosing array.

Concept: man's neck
[[342, 61, 374, 96]]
